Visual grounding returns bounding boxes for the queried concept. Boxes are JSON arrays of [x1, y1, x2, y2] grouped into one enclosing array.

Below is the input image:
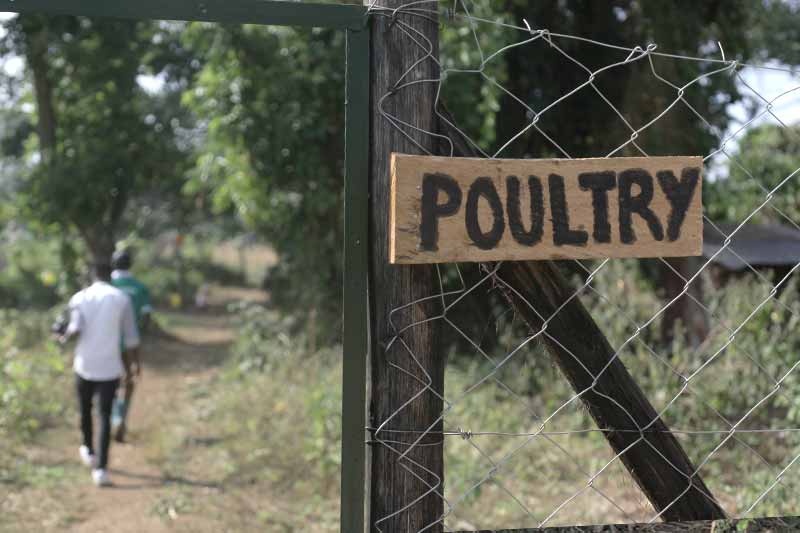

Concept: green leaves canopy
[[181, 24, 345, 326], [2, 15, 188, 263]]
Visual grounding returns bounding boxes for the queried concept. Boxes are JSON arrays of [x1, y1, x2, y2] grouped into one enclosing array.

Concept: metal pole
[[341, 21, 371, 533]]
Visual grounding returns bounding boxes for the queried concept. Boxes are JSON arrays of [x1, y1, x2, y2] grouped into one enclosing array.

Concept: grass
[[4, 261, 800, 530], [0, 310, 88, 532], [144, 336, 343, 532], [0, 310, 71, 478], [197, 263, 800, 530]]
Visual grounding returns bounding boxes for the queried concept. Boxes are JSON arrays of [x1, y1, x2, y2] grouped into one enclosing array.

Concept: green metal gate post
[[0, 2, 371, 531], [342, 21, 371, 533]]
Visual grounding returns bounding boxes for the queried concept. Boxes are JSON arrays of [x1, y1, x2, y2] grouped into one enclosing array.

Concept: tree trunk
[[367, 2, 444, 532], [80, 226, 115, 268], [25, 19, 57, 155]]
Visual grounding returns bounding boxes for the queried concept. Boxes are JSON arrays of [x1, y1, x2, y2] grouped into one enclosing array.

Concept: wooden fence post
[[367, 2, 444, 532]]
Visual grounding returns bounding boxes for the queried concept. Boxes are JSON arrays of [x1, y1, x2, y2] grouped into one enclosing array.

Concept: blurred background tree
[[1, 15, 190, 266], [1, 4, 800, 525], [0, 0, 799, 338], [706, 124, 800, 224]]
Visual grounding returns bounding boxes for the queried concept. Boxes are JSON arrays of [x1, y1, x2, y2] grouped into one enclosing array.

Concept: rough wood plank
[[390, 154, 703, 264], [455, 515, 800, 532], [367, 2, 445, 532], [435, 103, 725, 522]]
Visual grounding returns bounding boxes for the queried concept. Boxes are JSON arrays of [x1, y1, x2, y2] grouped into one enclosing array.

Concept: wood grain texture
[[454, 515, 800, 532], [390, 154, 702, 264], [367, 3, 445, 532]]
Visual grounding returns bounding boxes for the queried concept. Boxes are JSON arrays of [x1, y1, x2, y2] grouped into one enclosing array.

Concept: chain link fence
[[366, 1, 800, 530]]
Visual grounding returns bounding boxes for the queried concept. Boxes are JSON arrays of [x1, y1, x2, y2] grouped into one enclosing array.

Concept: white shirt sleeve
[[122, 298, 141, 350], [66, 293, 82, 336]]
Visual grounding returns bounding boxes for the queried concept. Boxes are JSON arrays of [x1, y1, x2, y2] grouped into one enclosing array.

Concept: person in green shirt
[[110, 248, 151, 442]]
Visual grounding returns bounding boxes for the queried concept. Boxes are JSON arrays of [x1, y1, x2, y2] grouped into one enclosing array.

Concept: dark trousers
[[75, 374, 120, 469]]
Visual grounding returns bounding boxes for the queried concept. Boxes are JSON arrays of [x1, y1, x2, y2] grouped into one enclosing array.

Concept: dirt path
[[4, 286, 266, 533], [73, 313, 231, 532]]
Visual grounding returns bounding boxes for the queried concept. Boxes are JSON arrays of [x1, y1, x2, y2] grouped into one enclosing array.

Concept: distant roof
[[703, 222, 800, 271]]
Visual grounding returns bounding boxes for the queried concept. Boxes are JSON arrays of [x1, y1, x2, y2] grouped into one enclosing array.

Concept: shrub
[[0, 309, 69, 442]]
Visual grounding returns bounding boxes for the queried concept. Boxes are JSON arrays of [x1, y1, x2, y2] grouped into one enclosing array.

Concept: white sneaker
[[92, 468, 111, 487], [79, 445, 96, 468]]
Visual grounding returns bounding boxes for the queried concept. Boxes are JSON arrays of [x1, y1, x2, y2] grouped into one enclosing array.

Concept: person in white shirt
[[60, 263, 140, 487]]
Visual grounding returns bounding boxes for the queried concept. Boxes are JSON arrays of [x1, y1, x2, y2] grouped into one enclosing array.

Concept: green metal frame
[[341, 22, 371, 533], [0, 0, 366, 29], [0, 2, 370, 532]]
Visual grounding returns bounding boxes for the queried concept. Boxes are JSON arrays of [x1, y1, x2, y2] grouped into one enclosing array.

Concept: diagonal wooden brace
[[495, 260, 725, 521]]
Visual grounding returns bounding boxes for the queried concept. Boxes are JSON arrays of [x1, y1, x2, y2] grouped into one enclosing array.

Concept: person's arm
[[58, 301, 82, 345], [121, 347, 140, 381], [140, 286, 153, 333], [122, 298, 142, 377]]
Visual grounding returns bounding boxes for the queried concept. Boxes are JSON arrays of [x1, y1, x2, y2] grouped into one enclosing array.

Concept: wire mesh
[[366, 1, 800, 530]]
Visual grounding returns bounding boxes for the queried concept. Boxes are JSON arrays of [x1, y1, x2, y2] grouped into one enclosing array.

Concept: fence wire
[[365, 1, 800, 530]]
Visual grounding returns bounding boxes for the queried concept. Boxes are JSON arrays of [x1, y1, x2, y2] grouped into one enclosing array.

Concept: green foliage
[[437, 260, 800, 525], [0, 223, 249, 312], [229, 302, 342, 473], [707, 124, 800, 223], [0, 309, 68, 444], [127, 233, 246, 306], [1, 1, 799, 343], [750, 0, 800, 66], [438, 1, 761, 161], [586, 262, 800, 515], [581, 261, 800, 432], [158, 303, 344, 528], [180, 23, 345, 336], [229, 302, 296, 373], [0, 228, 82, 307], [1, 15, 192, 264], [0, 107, 33, 159], [221, 259, 800, 525]]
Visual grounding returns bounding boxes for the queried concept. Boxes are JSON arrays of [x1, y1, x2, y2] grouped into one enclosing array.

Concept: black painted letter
[[506, 175, 544, 246], [465, 177, 505, 250], [578, 171, 615, 243], [618, 169, 664, 243], [420, 172, 462, 251], [549, 174, 588, 246], [657, 167, 700, 241]]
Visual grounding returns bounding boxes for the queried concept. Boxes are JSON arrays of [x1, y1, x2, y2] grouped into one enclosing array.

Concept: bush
[[0, 309, 68, 443], [193, 260, 800, 526], [125, 233, 247, 307], [228, 302, 298, 373], [0, 231, 68, 308], [442, 259, 800, 522], [145, 302, 345, 529]]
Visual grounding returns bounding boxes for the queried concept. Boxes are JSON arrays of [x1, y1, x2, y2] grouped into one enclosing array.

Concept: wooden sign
[[390, 154, 703, 264]]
